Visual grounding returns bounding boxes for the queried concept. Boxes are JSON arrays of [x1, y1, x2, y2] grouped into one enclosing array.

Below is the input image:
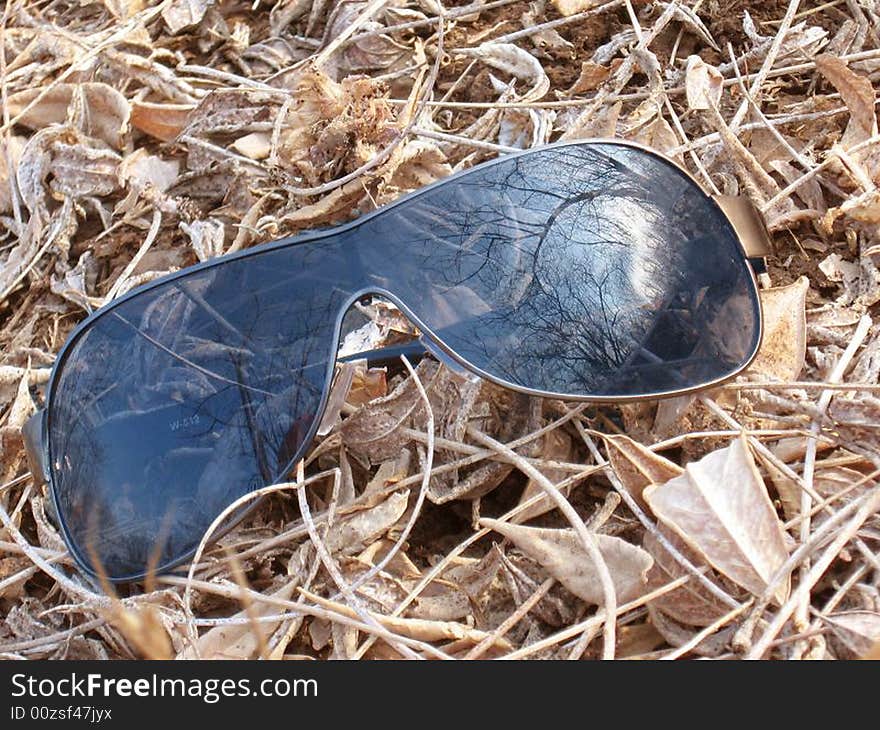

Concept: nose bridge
[[711, 195, 773, 259]]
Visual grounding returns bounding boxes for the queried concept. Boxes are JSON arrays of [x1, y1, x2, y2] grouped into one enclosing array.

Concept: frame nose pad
[[418, 335, 480, 381]]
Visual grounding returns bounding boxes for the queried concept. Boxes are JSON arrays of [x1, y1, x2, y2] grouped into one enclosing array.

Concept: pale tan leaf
[[816, 54, 877, 149], [324, 490, 409, 555], [178, 581, 298, 659], [643, 529, 741, 627], [604, 435, 683, 512], [551, 0, 598, 16], [629, 115, 680, 158], [748, 276, 809, 381], [644, 436, 790, 604], [685, 55, 723, 110], [118, 149, 180, 193], [7, 83, 130, 149], [0, 136, 25, 215], [565, 61, 611, 95], [515, 428, 575, 522], [824, 611, 880, 658], [162, 0, 212, 34], [379, 139, 452, 201], [480, 518, 654, 604], [232, 132, 272, 160], [101, 0, 147, 20]]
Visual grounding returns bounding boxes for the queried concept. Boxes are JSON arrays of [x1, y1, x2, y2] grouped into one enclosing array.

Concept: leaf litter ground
[[1, 0, 880, 660]]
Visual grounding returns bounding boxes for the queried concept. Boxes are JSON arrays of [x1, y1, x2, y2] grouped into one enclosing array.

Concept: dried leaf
[[232, 132, 272, 160], [162, 0, 212, 33], [565, 61, 611, 95], [629, 115, 680, 158], [685, 55, 723, 110], [131, 100, 193, 142], [101, 0, 147, 20], [643, 529, 741, 627], [178, 581, 298, 659], [118, 149, 180, 194], [816, 54, 878, 149], [819, 252, 861, 305], [180, 219, 225, 262], [551, 0, 598, 16], [748, 276, 809, 381], [515, 427, 575, 522], [0, 136, 25, 215], [481, 519, 654, 604], [644, 436, 790, 604], [48, 141, 121, 199], [324, 490, 409, 555], [604, 435, 683, 512], [7, 83, 131, 149], [824, 611, 880, 658]]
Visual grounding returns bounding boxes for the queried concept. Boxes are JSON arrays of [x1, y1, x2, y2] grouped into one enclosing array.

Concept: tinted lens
[[48, 141, 760, 579], [353, 142, 760, 397], [49, 239, 357, 579]]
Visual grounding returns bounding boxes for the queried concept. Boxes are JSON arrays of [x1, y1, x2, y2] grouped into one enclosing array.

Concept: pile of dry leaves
[[2, 0, 880, 660]]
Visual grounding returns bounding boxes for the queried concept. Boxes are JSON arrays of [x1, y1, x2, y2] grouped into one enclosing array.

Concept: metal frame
[[24, 138, 767, 582]]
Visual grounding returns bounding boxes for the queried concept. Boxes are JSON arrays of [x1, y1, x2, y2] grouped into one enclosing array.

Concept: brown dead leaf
[[131, 100, 194, 142], [481, 519, 654, 604], [644, 436, 790, 605], [604, 435, 683, 512], [816, 54, 878, 150], [101, 0, 147, 20], [347, 367, 388, 406], [49, 141, 121, 199], [643, 529, 743, 627], [7, 83, 130, 149], [565, 61, 611, 95], [748, 276, 809, 381]]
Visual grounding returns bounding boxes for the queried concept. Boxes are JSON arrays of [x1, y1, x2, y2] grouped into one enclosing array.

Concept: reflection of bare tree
[[354, 144, 754, 395], [48, 142, 758, 578]]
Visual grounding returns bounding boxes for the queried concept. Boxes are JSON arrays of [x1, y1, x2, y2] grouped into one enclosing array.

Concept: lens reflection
[[48, 141, 760, 579]]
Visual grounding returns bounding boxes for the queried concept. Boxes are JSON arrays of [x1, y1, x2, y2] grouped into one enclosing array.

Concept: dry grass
[[1, 0, 880, 660]]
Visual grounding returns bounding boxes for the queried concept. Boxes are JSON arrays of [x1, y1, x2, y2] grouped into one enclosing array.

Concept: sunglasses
[[22, 140, 771, 582]]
